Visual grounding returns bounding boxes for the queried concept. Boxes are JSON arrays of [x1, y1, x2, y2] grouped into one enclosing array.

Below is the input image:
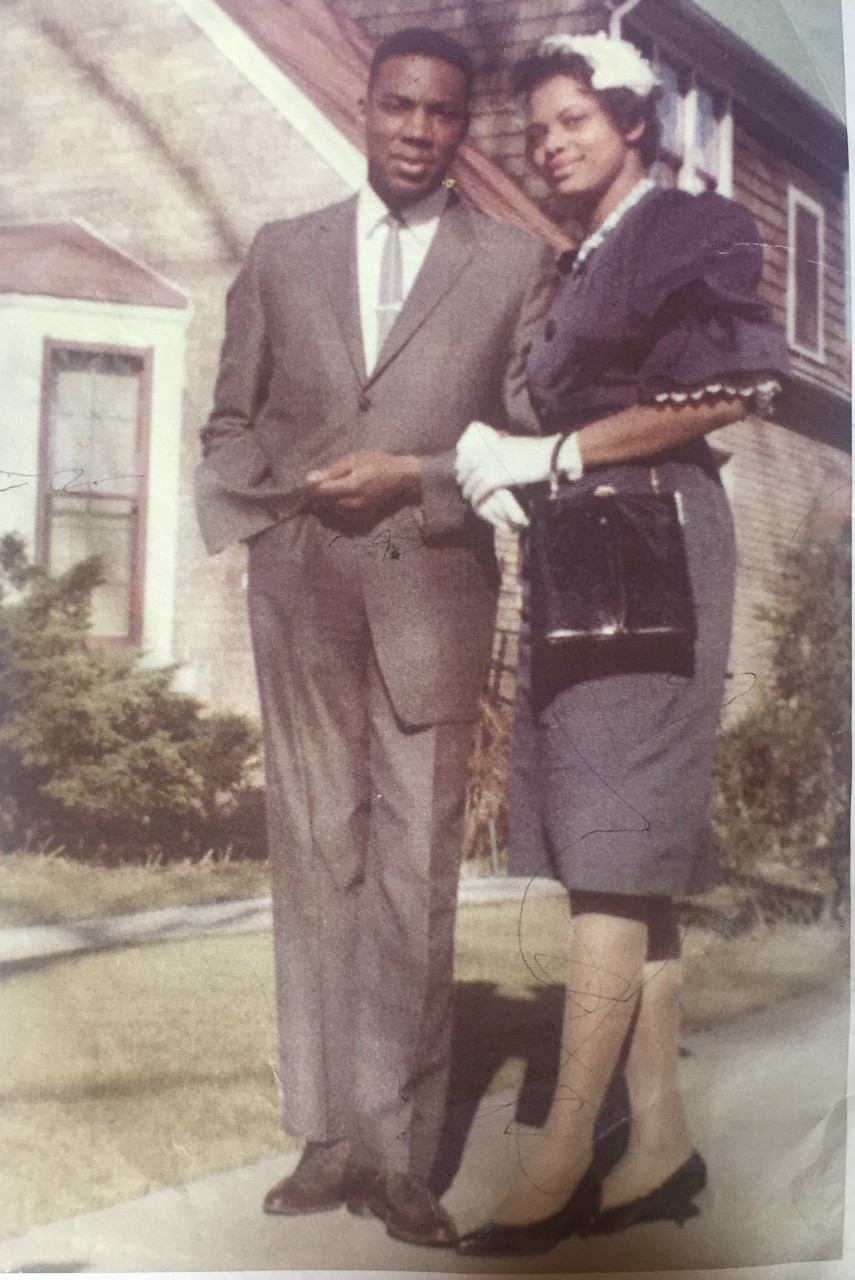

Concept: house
[[1, 0, 849, 722], [329, 0, 851, 702]]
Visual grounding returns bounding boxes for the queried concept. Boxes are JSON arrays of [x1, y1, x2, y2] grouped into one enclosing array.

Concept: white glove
[[474, 486, 529, 534], [455, 421, 505, 475], [456, 424, 583, 507]]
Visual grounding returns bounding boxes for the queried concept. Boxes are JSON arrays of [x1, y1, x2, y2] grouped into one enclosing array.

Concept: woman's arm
[[456, 392, 749, 511], [576, 394, 747, 469]]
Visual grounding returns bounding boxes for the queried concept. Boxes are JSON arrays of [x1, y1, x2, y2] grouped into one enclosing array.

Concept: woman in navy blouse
[[455, 33, 789, 1258]]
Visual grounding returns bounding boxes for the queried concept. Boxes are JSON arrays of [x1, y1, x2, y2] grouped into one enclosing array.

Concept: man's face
[[363, 54, 469, 209]]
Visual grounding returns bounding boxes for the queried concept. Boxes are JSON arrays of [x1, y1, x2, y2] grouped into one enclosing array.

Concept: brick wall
[[710, 416, 850, 718], [331, 0, 605, 201], [3, 0, 352, 716]]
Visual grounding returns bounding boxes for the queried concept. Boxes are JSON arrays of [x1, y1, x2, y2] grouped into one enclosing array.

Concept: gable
[[0, 222, 189, 308]]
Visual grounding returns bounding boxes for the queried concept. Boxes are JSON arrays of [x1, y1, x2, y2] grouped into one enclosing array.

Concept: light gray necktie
[[376, 211, 404, 352]]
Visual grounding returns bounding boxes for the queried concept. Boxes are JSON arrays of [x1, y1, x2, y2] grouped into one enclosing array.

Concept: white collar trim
[[572, 177, 656, 272]]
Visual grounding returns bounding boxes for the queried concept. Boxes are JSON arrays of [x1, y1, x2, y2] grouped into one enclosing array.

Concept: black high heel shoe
[[456, 1167, 600, 1257], [588, 1150, 708, 1235]]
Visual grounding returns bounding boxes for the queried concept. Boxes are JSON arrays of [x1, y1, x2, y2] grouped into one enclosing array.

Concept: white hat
[[537, 32, 659, 97]]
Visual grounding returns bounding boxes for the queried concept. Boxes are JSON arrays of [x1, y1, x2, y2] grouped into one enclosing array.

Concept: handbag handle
[[549, 435, 663, 501], [548, 434, 570, 500]]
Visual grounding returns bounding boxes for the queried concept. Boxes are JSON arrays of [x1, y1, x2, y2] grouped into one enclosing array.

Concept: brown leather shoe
[[264, 1140, 360, 1215], [350, 1172, 457, 1247]]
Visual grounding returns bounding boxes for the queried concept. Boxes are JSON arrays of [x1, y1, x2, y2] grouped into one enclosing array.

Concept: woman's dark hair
[[512, 46, 661, 168], [368, 27, 475, 101]]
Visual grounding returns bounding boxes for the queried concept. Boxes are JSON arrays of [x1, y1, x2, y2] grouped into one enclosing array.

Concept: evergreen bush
[[0, 535, 264, 862], [713, 525, 851, 907]]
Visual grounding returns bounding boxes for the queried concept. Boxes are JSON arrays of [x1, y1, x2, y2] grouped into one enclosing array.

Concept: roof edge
[[633, 0, 847, 174], [70, 218, 192, 307], [0, 220, 191, 309]]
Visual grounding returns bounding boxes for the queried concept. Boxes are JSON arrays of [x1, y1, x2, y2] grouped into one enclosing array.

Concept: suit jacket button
[[358, 393, 372, 412]]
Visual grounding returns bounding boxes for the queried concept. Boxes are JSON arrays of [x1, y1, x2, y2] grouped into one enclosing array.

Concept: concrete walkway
[[0, 877, 562, 966], [0, 976, 847, 1273]]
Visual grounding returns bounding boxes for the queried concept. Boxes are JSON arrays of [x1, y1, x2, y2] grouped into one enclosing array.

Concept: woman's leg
[[494, 893, 649, 1226], [600, 903, 695, 1209]]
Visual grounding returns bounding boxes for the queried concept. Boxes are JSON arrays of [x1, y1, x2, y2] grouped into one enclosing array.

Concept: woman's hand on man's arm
[[455, 423, 582, 505]]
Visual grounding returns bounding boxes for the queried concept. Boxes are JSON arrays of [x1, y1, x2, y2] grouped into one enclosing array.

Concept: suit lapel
[[366, 195, 476, 388], [316, 197, 366, 384]]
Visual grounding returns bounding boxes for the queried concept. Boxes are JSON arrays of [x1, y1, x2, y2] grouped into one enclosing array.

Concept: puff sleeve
[[632, 192, 790, 410]]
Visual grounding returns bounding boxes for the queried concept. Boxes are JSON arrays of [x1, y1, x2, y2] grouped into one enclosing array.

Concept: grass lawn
[[0, 896, 848, 1239], [0, 853, 272, 928]]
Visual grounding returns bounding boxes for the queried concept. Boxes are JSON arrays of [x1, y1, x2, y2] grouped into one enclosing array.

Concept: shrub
[[713, 525, 851, 905], [463, 693, 511, 869], [0, 535, 264, 862]]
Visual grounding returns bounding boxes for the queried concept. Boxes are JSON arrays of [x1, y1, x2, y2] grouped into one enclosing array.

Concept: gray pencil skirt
[[508, 460, 736, 898]]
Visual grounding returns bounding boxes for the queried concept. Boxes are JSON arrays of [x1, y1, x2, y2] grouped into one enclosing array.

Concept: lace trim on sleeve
[[653, 378, 781, 417]]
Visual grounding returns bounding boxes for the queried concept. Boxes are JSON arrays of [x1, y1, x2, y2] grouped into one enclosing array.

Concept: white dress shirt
[[356, 183, 449, 374]]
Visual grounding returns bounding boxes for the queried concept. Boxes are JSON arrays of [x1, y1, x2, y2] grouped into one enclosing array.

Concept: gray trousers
[[247, 521, 474, 1178]]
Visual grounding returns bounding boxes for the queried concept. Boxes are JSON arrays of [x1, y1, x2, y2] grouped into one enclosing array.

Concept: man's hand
[[307, 451, 422, 528]]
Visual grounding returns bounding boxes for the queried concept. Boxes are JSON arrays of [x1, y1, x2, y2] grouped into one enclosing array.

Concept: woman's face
[[525, 74, 643, 202]]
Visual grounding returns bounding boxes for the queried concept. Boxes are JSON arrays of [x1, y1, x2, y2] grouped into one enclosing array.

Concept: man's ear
[[626, 118, 645, 145]]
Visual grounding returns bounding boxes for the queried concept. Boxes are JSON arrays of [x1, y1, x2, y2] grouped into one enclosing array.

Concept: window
[[655, 60, 685, 182], [632, 42, 732, 195], [37, 344, 151, 644], [694, 85, 722, 190], [787, 186, 825, 361]]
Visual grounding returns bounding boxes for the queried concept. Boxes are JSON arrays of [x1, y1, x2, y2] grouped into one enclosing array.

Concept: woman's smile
[[526, 73, 646, 225]]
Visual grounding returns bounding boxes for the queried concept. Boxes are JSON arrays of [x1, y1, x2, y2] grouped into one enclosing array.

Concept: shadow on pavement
[[432, 980, 631, 1196]]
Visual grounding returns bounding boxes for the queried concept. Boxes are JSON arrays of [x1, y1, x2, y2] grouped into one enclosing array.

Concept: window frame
[[687, 79, 731, 194], [635, 34, 734, 197], [35, 337, 153, 647], [786, 184, 826, 363]]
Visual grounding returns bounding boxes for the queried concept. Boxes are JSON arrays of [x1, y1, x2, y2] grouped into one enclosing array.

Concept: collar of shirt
[[357, 182, 450, 246], [569, 176, 656, 274]]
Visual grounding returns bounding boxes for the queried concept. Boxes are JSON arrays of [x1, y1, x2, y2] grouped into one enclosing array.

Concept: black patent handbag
[[526, 437, 696, 652]]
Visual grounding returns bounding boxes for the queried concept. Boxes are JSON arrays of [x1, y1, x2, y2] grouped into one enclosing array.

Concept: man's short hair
[[368, 27, 475, 100]]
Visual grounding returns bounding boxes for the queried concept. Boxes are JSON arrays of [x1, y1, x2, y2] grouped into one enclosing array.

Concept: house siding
[[732, 121, 849, 398], [710, 417, 850, 708], [3, 0, 849, 729], [329, 0, 603, 196], [3, 0, 353, 716], [332, 0, 850, 723]]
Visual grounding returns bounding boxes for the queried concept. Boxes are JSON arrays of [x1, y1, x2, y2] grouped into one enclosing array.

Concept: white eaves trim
[[0, 292, 191, 327], [174, 0, 365, 190]]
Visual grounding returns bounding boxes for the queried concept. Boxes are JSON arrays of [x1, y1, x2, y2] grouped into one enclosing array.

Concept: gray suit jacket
[[197, 193, 550, 725]]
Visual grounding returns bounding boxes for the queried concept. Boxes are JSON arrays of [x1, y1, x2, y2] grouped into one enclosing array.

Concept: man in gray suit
[[198, 26, 545, 1247]]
